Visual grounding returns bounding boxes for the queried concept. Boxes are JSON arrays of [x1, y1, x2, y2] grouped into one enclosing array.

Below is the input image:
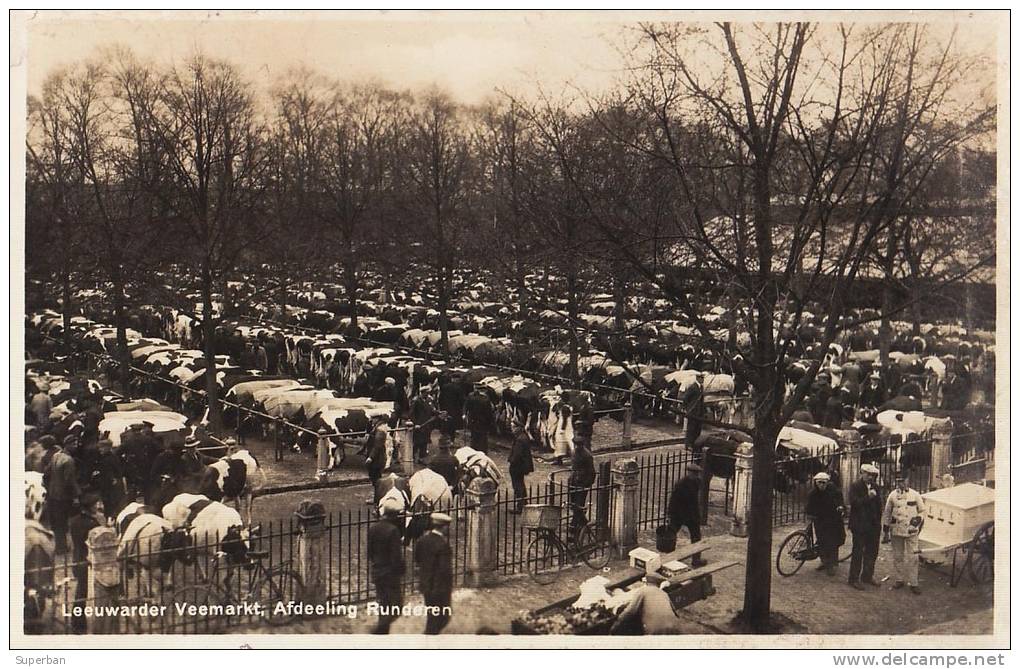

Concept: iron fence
[[633, 450, 704, 530]]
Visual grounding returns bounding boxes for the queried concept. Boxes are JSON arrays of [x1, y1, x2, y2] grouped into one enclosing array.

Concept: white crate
[[919, 483, 995, 547]]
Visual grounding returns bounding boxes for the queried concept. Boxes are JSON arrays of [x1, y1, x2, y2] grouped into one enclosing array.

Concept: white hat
[[813, 472, 831, 482], [379, 497, 403, 515], [861, 464, 880, 476]]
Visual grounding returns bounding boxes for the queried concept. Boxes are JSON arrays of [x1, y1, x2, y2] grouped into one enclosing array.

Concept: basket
[[522, 504, 561, 530]]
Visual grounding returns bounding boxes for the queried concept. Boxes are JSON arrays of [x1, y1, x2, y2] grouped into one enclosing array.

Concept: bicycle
[[524, 503, 611, 585], [776, 520, 853, 576], [166, 527, 304, 633]]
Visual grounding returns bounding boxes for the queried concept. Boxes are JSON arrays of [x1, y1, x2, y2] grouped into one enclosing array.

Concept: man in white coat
[[881, 471, 926, 594]]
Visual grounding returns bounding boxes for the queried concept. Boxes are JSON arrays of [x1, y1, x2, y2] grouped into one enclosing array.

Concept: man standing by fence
[[368, 498, 405, 633], [847, 463, 883, 590], [568, 435, 596, 532], [509, 422, 535, 513], [804, 472, 845, 576], [667, 463, 706, 567], [415, 512, 454, 634]]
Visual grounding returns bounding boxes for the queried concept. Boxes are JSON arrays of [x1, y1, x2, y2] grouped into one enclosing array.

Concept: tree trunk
[[612, 266, 626, 343], [61, 267, 72, 354], [111, 260, 131, 396], [345, 249, 359, 329], [201, 264, 223, 433], [515, 251, 527, 320], [879, 275, 895, 369], [438, 262, 450, 357], [742, 406, 780, 632], [567, 271, 580, 386]]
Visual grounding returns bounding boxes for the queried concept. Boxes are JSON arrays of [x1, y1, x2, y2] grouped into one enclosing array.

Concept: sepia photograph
[[9, 9, 1009, 650]]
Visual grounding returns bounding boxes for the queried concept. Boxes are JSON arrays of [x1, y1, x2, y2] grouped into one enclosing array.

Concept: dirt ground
[[232, 512, 994, 637]]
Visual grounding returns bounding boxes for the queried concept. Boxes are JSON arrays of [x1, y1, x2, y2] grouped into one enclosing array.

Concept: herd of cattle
[[23, 270, 996, 631]]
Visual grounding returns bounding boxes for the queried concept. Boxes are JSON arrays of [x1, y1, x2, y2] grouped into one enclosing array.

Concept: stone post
[[837, 429, 863, 503], [929, 417, 954, 489], [315, 429, 331, 482], [390, 423, 414, 474], [730, 443, 754, 537], [294, 500, 327, 606], [465, 478, 498, 586], [621, 402, 633, 450], [610, 459, 640, 558], [86, 526, 119, 634]]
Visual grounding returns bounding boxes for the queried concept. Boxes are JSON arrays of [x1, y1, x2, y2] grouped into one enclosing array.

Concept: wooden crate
[[920, 483, 994, 546]]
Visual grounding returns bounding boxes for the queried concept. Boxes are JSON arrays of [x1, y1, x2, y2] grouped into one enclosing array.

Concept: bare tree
[[399, 89, 475, 353], [525, 22, 992, 630], [140, 54, 271, 431]]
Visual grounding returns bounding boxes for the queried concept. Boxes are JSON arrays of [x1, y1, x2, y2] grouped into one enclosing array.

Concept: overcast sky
[[26, 11, 637, 104], [24, 11, 999, 107]]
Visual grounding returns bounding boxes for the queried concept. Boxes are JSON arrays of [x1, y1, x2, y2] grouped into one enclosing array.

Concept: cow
[[199, 449, 266, 526], [115, 502, 192, 596], [25, 472, 46, 522], [161, 494, 250, 584]]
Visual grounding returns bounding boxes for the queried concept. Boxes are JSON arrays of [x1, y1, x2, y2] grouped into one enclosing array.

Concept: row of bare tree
[[26, 22, 995, 629]]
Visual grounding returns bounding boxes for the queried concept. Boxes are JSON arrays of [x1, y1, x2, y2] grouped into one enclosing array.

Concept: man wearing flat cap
[[415, 512, 453, 634], [882, 471, 926, 594], [847, 463, 883, 589], [804, 471, 846, 576], [368, 498, 405, 633]]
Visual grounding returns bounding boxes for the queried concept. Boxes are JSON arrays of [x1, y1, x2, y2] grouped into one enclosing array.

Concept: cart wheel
[[967, 521, 994, 585], [776, 530, 810, 577]]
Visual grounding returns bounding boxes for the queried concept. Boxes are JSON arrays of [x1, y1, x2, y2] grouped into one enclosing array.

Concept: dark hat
[[686, 463, 703, 473], [80, 491, 102, 509], [62, 434, 78, 447], [438, 434, 453, 449], [893, 470, 907, 480], [97, 438, 113, 449], [38, 435, 56, 448]]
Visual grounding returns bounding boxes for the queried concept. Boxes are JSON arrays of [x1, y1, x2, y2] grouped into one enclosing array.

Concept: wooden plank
[[675, 560, 740, 584]]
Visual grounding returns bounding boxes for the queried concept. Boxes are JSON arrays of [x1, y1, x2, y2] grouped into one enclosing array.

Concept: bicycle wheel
[[577, 523, 611, 570], [252, 569, 305, 627], [776, 530, 810, 577], [526, 532, 562, 585], [167, 585, 226, 634]]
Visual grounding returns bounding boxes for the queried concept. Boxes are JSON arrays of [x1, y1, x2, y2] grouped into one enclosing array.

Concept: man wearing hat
[[667, 463, 706, 567], [882, 471, 926, 594], [568, 435, 596, 533], [804, 471, 846, 575], [364, 416, 392, 502], [508, 422, 535, 513], [463, 383, 495, 454], [427, 434, 460, 491], [91, 438, 127, 520], [368, 497, 406, 633], [415, 512, 454, 634], [847, 463, 883, 589], [46, 434, 82, 553], [68, 492, 105, 634]]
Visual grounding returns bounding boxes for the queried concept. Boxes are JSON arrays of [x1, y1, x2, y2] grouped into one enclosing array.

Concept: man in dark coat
[[146, 439, 190, 510], [508, 422, 535, 513], [680, 380, 705, 452], [367, 500, 405, 634], [68, 492, 104, 634], [427, 435, 461, 491], [846, 463, 883, 589], [808, 376, 833, 425], [364, 418, 390, 502], [667, 463, 706, 567], [437, 378, 465, 436], [568, 436, 596, 532], [463, 384, 495, 454], [804, 472, 846, 575], [941, 369, 971, 411], [47, 435, 81, 554], [89, 439, 126, 520], [415, 513, 454, 634], [409, 390, 439, 463]]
